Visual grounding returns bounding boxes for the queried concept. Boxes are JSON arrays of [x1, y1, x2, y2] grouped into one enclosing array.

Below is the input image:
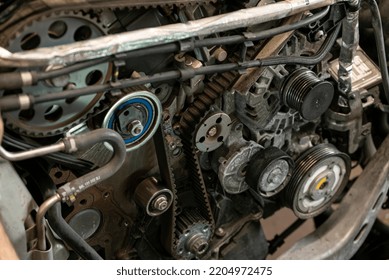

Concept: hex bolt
[[152, 195, 169, 211], [207, 125, 218, 137], [127, 120, 143, 136], [314, 30, 325, 41], [215, 227, 226, 237]]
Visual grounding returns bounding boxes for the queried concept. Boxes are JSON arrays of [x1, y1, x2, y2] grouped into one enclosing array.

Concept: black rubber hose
[[57, 128, 126, 199], [26, 161, 103, 260], [367, 0, 389, 112], [114, 6, 330, 59], [0, 6, 330, 88], [0, 21, 340, 111], [262, 23, 341, 66], [46, 202, 103, 260]]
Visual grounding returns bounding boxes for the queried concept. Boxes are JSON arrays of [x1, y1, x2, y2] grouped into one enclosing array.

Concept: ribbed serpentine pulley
[[246, 146, 294, 197], [102, 91, 162, 151], [283, 143, 351, 219], [282, 68, 334, 121]]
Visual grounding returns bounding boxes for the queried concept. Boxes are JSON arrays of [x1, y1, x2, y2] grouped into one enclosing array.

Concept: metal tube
[[36, 194, 61, 251], [0, 0, 336, 68], [0, 142, 66, 161], [0, 26, 340, 113], [338, 6, 359, 96]]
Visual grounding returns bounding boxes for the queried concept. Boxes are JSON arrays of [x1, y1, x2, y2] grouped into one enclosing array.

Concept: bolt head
[[127, 120, 143, 136], [207, 126, 218, 137], [152, 195, 168, 211]]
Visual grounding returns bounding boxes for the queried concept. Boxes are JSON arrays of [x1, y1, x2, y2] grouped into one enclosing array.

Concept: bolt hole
[[54, 171, 63, 179], [372, 193, 384, 211], [48, 21, 67, 39], [44, 105, 63, 122], [199, 136, 205, 143], [239, 164, 248, 176], [354, 223, 368, 243], [20, 32, 40, 50], [74, 25, 92, 41], [217, 136, 224, 142], [216, 117, 222, 124], [155, 87, 162, 95], [85, 70, 103, 86], [79, 199, 87, 206], [18, 108, 35, 121], [103, 192, 110, 198]]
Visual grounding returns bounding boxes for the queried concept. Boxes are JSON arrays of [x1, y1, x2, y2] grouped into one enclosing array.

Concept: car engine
[[0, 0, 389, 260]]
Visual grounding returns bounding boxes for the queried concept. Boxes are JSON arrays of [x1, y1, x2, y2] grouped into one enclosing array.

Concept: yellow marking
[[315, 177, 327, 190]]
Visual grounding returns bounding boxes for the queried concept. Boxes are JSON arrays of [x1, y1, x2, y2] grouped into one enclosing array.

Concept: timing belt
[[179, 47, 260, 136], [154, 121, 214, 259]]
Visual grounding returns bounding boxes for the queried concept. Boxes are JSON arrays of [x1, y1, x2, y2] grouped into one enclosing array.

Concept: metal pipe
[[0, 142, 66, 161], [0, 24, 340, 113], [338, 5, 359, 96], [36, 194, 61, 251], [32, 165, 103, 260], [0, 6, 331, 91], [0, 0, 336, 68]]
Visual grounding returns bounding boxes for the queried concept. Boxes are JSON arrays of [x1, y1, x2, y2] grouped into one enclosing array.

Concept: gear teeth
[[179, 43, 262, 145], [1, 9, 110, 137]]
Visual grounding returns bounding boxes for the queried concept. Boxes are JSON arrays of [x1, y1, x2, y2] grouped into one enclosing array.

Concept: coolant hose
[[46, 202, 103, 260], [29, 162, 103, 260], [57, 128, 126, 202], [37, 128, 126, 251]]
